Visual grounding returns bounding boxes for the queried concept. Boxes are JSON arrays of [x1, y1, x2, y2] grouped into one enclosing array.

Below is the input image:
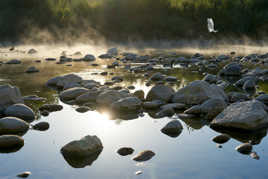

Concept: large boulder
[[61, 135, 103, 168], [59, 87, 88, 101], [0, 85, 23, 109], [4, 104, 35, 122], [96, 90, 130, 106], [146, 85, 175, 102], [111, 97, 142, 112], [211, 100, 268, 130], [172, 80, 227, 105], [0, 117, 29, 135]]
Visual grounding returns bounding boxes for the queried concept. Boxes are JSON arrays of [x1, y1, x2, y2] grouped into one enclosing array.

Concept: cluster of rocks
[[0, 84, 51, 153]]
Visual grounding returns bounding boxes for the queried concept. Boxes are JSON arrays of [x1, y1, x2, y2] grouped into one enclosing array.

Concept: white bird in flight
[[207, 18, 218, 33]]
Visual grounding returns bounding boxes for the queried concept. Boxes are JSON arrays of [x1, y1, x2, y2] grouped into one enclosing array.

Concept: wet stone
[[32, 122, 49, 131], [132, 150, 155, 162], [250, 152, 260, 160], [235, 143, 252, 155], [212, 134, 230, 144], [17, 171, 31, 178], [117, 147, 134, 156], [76, 106, 91, 113]]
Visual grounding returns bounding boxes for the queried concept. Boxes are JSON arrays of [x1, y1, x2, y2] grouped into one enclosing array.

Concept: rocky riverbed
[[1, 46, 268, 179]]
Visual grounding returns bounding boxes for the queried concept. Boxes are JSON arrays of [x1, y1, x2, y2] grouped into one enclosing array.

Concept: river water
[[0, 46, 268, 179]]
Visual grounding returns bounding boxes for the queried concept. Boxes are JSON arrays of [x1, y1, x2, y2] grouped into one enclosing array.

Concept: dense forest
[[1, 0, 268, 43]]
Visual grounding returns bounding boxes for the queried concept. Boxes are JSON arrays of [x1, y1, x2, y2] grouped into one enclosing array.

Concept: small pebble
[[250, 152, 260, 160], [17, 171, 31, 178], [135, 171, 142, 175]]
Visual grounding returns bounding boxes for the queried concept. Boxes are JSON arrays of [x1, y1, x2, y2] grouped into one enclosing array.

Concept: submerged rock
[[132, 150, 155, 162], [146, 85, 175, 102], [211, 100, 268, 130], [235, 143, 252, 154], [172, 80, 227, 105], [161, 120, 183, 137], [4, 104, 35, 122], [117, 147, 134, 156], [0, 117, 29, 135]]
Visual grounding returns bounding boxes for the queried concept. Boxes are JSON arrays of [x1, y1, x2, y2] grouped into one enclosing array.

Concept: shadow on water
[[211, 127, 268, 145]]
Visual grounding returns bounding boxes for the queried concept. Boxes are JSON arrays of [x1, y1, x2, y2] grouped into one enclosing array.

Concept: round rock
[[212, 134, 230, 144], [235, 143, 252, 154], [117, 147, 134, 156], [0, 117, 29, 135], [132, 150, 155, 162], [5, 104, 35, 122]]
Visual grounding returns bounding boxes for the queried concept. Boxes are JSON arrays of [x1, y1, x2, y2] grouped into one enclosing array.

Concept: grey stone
[[59, 87, 88, 101], [111, 97, 142, 112], [161, 120, 183, 137], [146, 85, 175, 102], [0, 117, 29, 135], [235, 143, 252, 154], [132, 150, 155, 162], [0, 85, 23, 109], [4, 104, 35, 122], [211, 100, 268, 130], [172, 80, 227, 105]]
